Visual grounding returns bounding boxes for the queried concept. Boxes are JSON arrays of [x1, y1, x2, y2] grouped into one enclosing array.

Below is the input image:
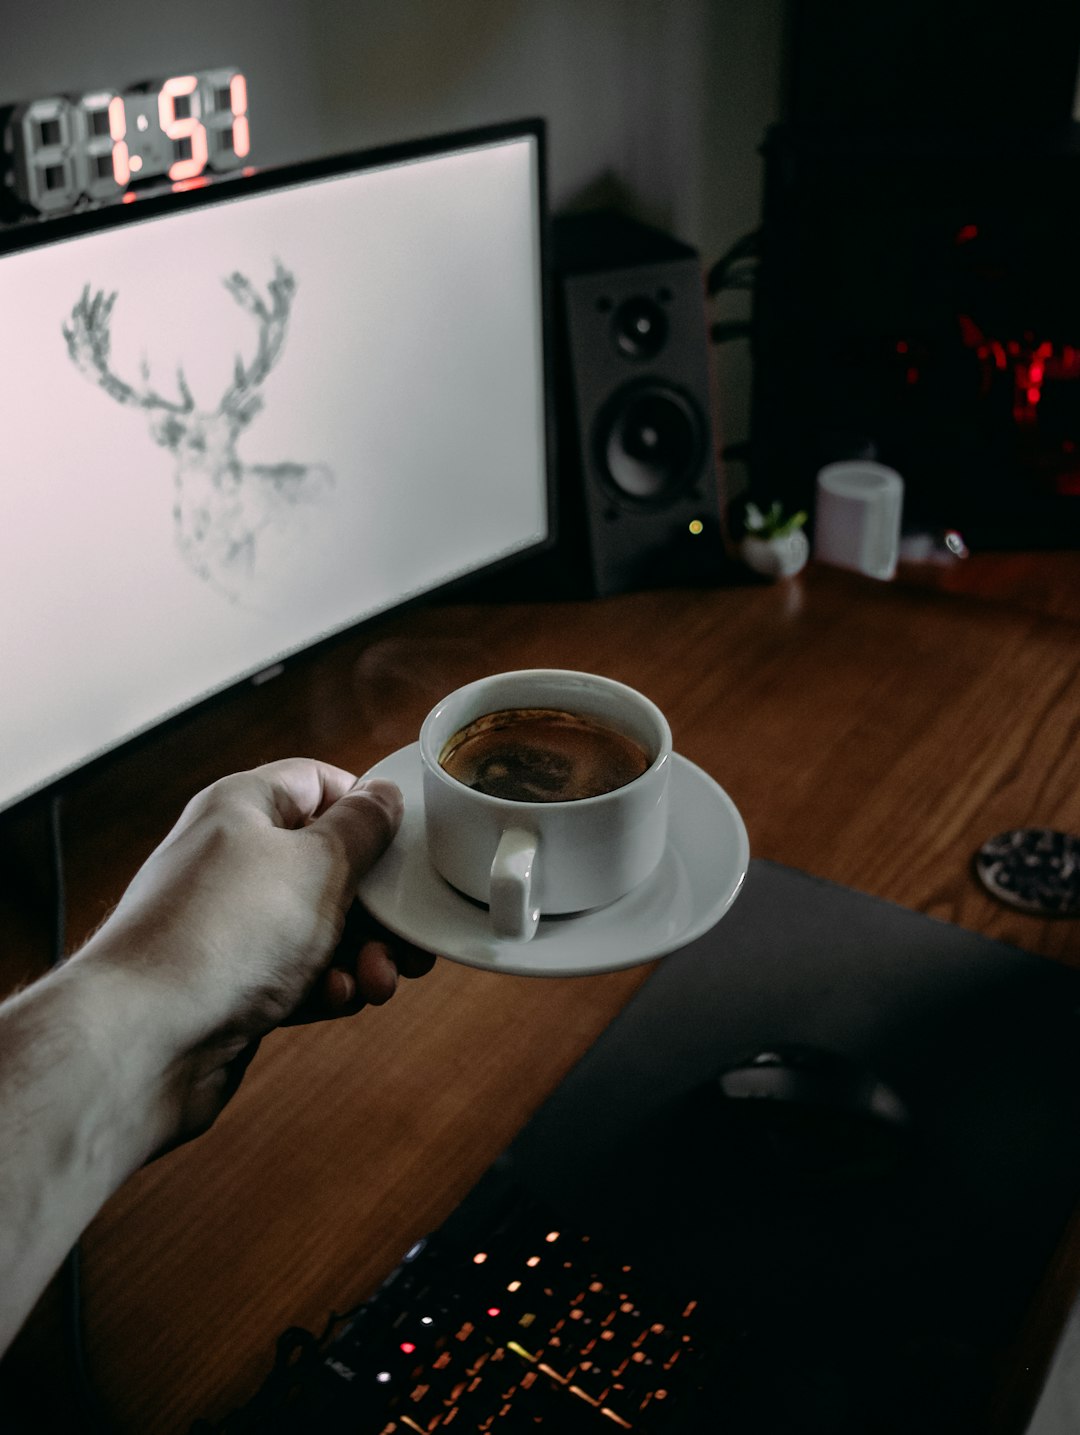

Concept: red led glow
[[170, 175, 211, 194], [107, 95, 126, 142], [159, 75, 208, 181], [486, 1307, 501, 1317], [958, 316, 1080, 428], [224, 73, 250, 160], [232, 114, 251, 159], [105, 95, 131, 187], [229, 72, 248, 115], [112, 142, 131, 188], [399, 1341, 416, 1354]]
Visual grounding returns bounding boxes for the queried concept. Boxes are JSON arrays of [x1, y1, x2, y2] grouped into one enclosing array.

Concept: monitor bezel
[[0, 117, 557, 820]]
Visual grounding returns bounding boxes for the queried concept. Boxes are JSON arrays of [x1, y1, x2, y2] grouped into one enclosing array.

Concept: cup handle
[[490, 828, 540, 941]]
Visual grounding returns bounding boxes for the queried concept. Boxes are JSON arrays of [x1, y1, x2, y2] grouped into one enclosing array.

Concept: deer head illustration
[[63, 260, 332, 601]]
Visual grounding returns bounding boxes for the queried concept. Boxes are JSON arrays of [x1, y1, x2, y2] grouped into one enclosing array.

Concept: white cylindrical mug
[[419, 670, 672, 941], [814, 461, 904, 581]]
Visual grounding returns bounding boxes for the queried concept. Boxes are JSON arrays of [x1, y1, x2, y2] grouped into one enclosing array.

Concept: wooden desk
[[2, 559, 1079, 1432]]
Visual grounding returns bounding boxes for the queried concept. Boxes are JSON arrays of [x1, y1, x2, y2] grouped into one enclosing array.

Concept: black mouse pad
[[504, 859, 1080, 1433]]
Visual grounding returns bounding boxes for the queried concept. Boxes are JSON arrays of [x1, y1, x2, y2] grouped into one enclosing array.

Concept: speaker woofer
[[594, 381, 704, 505]]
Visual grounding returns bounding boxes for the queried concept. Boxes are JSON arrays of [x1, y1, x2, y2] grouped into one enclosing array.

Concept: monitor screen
[[0, 121, 551, 815]]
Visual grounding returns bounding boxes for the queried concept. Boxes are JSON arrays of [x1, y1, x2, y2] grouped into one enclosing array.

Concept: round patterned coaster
[[974, 828, 1080, 917]]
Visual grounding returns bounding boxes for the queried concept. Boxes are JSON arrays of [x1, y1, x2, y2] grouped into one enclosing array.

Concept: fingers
[[315, 945, 397, 1011], [291, 943, 402, 1024], [394, 943, 438, 980], [335, 911, 435, 999], [340, 934, 435, 1005], [176, 758, 352, 828], [313, 778, 404, 876], [355, 940, 400, 1004], [182, 760, 403, 863], [286, 902, 435, 1026], [218, 760, 404, 877], [245, 758, 367, 828], [321, 966, 357, 1009]]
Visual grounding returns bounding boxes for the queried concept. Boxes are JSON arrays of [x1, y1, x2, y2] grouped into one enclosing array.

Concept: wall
[[3, 0, 785, 501]]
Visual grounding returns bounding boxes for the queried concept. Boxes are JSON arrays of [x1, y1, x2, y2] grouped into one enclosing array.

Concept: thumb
[[312, 777, 404, 876]]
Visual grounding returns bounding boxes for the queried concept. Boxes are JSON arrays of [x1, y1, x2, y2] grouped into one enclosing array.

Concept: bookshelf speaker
[[548, 211, 728, 597]]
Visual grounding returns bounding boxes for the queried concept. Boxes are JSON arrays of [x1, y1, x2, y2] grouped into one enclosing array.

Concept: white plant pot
[[739, 529, 809, 580]]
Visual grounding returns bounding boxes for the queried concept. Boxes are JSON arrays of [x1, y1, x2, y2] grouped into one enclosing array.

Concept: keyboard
[[191, 1170, 719, 1433]]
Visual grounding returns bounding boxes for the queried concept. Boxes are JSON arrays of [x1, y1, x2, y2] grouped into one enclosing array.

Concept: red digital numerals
[[6, 68, 249, 215]]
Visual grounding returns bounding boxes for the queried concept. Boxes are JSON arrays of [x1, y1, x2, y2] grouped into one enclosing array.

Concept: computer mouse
[[708, 1044, 914, 1185]]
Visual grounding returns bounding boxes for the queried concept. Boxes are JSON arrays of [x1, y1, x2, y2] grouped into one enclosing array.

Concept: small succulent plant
[[742, 500, 808, 540]]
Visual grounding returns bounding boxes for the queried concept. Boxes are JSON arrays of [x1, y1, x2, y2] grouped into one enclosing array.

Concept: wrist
[[0, 955, 185, 1353], [48, 951, 188, 1169], [74, 907, 225, 1051], [72, 922, 267, 1147]]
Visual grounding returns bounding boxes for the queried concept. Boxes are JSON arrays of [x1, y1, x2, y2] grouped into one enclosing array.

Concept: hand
[[0, 758, 433, 1356], [76, 758, 434, 1144]]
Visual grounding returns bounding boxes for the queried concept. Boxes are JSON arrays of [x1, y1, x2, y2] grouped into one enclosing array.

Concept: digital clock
[[1, 67, 250, 220]]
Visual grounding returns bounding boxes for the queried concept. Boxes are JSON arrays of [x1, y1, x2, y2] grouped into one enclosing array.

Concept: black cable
[[48, 792, 65, 970], [48, 790, 114, 1435], [705, 228, 762, 296]]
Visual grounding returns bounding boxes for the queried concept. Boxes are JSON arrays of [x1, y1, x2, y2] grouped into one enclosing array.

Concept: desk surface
[[2, 557, 1080, 1433]]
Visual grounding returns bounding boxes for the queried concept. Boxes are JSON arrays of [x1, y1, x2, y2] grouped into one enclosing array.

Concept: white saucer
[[357, 744, 749, 978]]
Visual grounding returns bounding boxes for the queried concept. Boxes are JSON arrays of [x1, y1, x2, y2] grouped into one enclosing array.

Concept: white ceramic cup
[[419, 669, 672, 941], [813, 461, 904, 580]]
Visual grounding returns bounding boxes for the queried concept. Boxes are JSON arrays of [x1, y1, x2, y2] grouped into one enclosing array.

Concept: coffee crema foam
[[439, 707, 650, 802]]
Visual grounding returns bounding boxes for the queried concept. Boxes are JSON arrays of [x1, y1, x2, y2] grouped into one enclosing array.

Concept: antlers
[[63, 286, 194, 414], [219, 261, 296, 425], [62, 260, 296, 425]]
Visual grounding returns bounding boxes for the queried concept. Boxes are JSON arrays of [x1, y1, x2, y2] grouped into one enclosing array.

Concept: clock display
[[2, 67, 249, 219]]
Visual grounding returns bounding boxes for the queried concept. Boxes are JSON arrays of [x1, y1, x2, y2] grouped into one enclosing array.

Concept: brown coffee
[[439, 707, 650, 802]]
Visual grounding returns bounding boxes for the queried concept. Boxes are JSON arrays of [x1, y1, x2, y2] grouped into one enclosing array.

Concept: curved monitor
[[0, 120, 552, 815]]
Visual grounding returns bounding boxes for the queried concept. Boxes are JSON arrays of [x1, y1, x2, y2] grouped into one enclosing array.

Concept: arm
[[0, 759, 431, 1356]]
